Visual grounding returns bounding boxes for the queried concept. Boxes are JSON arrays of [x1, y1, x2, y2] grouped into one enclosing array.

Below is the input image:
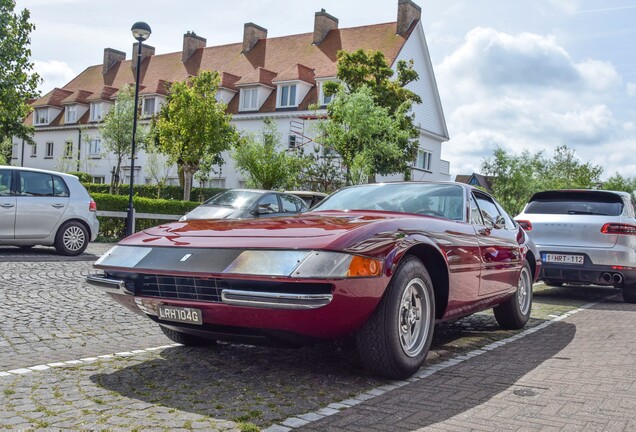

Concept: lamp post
[[125, 21, 151, 236]]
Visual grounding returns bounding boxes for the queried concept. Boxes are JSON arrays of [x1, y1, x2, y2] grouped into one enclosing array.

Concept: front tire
[[356, 255, 435, 379], [54, 221, 89, 256], [494, 261, 533, 329], [622, 286, 636, 304], [160, 326, 216, 346]]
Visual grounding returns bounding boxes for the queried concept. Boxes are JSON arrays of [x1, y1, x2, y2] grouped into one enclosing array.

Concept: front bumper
[[86, 272, 386, 341]]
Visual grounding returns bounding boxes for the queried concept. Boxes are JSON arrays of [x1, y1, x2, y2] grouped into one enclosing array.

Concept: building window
[[237, 180, 247, 189], [415, 149, 432, 171], [30, 144, 37, 157], [45, 142, 54, 158], [279, 84, 297, 107], [210, 178, 226, 188], [288, 134, 297, 149], [320, 81, 335, 105], [143, 97, 156, 117], [89, 139, 101, 156], [240, 88, 258, 111], [65, 105, 77, 123], [64, 141, 73, 159], [35, 108, 49, 125], [90, 102, 103, 121], [92, 176, 105, 184]]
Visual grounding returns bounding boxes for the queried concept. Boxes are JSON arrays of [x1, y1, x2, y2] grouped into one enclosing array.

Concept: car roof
[[0, 165, 78, 180]]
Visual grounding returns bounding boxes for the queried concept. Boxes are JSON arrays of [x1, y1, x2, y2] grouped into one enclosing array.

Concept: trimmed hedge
[[84, 183, 225, 202], [93, 193, 201, 242]]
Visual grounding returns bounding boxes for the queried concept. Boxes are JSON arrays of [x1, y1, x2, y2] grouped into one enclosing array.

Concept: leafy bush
[[93, 193, 201, 242], [68, 172, 92, 183], [84, 183, 225, 202]]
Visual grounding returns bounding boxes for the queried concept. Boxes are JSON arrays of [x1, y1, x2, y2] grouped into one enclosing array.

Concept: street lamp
[[125, 21, 151, 236]]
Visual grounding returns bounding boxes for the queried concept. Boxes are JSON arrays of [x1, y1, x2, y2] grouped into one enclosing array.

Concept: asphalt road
[[0, 243, 630, 431]]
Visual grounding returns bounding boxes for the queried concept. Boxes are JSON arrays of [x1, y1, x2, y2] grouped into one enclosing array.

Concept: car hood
[[181, 205, 239, 220], [145, 211, 394, 238]]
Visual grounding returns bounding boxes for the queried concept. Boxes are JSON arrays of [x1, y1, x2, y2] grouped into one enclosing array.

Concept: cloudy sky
[[16, 0, 636, 179]]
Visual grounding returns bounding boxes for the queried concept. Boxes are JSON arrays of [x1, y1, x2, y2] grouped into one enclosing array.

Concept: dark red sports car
[[88, 182, 540, 379]]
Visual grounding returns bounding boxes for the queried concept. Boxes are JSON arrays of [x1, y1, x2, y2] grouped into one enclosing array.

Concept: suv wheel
[[622, 286, 636, 304], [54, 221, 89, 256]]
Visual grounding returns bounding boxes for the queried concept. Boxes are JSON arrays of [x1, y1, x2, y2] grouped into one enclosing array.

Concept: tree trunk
[[182, 163, 199, 202]]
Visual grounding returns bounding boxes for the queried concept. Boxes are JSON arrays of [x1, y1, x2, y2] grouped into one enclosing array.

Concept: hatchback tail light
[[89, 199, 97, 212], [516, 219, 533, 231], [601, 223, 636, 235]]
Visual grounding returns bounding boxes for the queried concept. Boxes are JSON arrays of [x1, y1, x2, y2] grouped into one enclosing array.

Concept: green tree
[[232, 118, 307, 190], [153, 70, 237, 201], [298, 146, 345, 193], [316, 85, 412, 185], [322, 49, 421, 179], [0, 137, 12, 164], [482, 145, 604, 215], [100, 85, 148, 194], [0, 0, 40, 145], [604, 173, 636, 197]]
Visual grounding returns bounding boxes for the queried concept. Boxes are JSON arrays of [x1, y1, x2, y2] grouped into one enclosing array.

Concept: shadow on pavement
[[0, 245, 100, 262]]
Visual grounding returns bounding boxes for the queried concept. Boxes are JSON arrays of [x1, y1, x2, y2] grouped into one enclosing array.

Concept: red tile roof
[[219, 72, 241, 91], [32, 88, 74, 108], [85, 86, 118, 102], [273, 63, 315, 85], [60, 89, 93, 105], [33, 21, 412, 118]]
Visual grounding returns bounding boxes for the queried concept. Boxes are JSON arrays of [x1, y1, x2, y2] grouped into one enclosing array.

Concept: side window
[[19, 171, 54, 197], [469, 194, 483, 225], [53, 176, 70, 197], [281, 194, 306, 213], [474, 193, 502, 228], [257, 194, 281, 214], [0, 170, 13, 196], [494, 201, 516, 229]]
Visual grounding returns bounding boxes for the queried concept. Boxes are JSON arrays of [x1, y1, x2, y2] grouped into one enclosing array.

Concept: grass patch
[[237, 422, 260, 432], [3, 389, 15, 397]]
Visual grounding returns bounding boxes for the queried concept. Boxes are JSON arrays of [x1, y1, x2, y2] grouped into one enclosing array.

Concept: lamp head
[[131, 21, 151, 41]]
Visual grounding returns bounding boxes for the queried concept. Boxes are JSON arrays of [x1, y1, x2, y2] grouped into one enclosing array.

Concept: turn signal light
[[600, 223, 636, 235], [347, 256, 383, 277], [516, 220, 533, 231]]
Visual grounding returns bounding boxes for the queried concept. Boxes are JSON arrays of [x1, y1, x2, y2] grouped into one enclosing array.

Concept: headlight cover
[[94, 246, 382, 278]]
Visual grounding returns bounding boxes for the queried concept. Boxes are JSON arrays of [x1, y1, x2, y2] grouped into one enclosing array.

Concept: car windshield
[[525, 191, 624, 216], [203, 190, 262, 209], [312, 183, 465, 221]]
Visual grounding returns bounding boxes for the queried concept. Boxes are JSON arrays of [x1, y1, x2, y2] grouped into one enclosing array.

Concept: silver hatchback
[[515, 189, 636, 303], [0, 166, 99, 255]]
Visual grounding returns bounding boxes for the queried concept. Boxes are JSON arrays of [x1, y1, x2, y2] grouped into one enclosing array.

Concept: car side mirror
[[493, 215, 506, 229]]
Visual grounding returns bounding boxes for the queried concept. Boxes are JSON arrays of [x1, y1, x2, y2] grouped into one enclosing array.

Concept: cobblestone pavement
[[0, 243, 628, 430]]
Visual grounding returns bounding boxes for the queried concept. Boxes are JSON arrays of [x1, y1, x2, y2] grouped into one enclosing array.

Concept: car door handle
[[0, 203, 14, 208], [52, 203, 65, 208]]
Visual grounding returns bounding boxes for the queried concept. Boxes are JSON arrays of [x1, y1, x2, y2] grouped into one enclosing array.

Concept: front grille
[[134, 274, 332, 303]]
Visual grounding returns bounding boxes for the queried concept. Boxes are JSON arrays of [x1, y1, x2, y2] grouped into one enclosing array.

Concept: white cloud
[[33, 60, 76, 94], [627, 83, 636, 97], [437, 27, 626, 178]]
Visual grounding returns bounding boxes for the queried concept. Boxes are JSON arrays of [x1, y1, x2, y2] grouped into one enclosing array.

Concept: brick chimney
[[131, 43, 155, 71], [396, 0, 421, 36], [182, 31, 206, 62], [103, 48, 125, 75], [313, 9, 338, 45], [242, 23, 267, 54]]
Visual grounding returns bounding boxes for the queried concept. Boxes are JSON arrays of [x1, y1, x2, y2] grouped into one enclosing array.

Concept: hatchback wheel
[[494, 261, 533, 329], [54, 221, 88, 256], [356, 255, 435, 379]]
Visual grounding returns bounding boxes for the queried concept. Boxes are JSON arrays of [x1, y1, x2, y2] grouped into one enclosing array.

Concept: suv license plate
[[158, 305, 203, 325], [544, 254, 584, 265]]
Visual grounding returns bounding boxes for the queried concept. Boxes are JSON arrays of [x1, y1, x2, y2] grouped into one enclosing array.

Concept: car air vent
[[136, 275, 333, 303]]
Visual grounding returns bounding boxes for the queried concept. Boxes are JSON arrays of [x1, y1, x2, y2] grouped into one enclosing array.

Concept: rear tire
[[160, 326, 216, 346], [356, 255, 435, 379], [54, 221, 89, 256], [543, 279, 563, 287], [494, 261, 533, 330], [622, 286, 636, 304]]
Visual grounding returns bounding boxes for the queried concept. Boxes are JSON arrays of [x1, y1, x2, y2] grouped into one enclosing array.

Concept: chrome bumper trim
[[85, 274, 133, 295], [221, 289, 332, 310]]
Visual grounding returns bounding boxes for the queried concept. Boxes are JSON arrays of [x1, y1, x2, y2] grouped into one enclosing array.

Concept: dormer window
[[90, 102, 103, 121], [65, 105, 77, 123], [240, 88, 258, 111], [279, 84, 297, 108], [35, 108, 49, 125], [318, 79, 338, 106], [143, 97, 156, 117]]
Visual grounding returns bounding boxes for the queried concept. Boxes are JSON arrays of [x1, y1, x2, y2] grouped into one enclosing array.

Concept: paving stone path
[[1, 243, 631, 430]]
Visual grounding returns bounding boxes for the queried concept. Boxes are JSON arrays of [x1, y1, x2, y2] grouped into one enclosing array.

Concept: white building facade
[[13, 0, 450, 189]]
